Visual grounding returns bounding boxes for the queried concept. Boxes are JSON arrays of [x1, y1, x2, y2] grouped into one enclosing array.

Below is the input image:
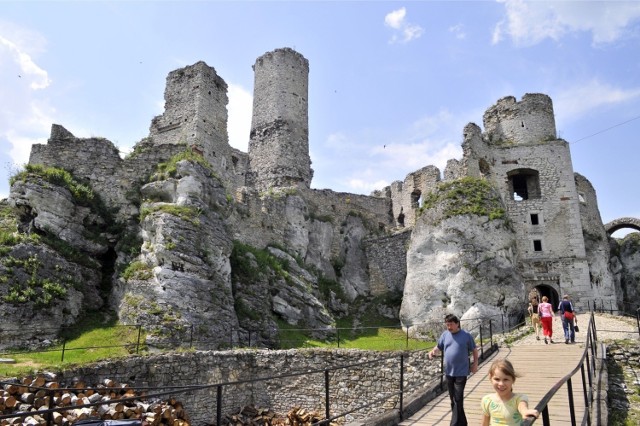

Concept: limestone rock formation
[[114, 158, 240, 348], [611, 233, 640, 309], [400, 178, 522, 335]]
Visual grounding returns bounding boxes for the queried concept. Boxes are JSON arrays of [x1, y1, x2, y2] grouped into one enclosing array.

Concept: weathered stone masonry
[[58, 349, 439, 425]]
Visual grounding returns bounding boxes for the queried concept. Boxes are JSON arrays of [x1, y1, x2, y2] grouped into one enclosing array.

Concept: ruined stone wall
[[482, 93, 556, 145], [58, 349, 439, 425], [248, 48, 311, 190], [29, 127, 189, 221], [365, 230, 411, 296], [388, 166, 441, 229], [460, 123, 490, 179]]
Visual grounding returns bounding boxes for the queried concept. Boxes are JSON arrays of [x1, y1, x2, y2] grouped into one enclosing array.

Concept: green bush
[[1, 255, 71, 306], [420, 177, 505, 221], [121, 261, 153, 281], [139, 204, 202, 225], [151, 150, 214, 182], [230, 241, 289, 282]]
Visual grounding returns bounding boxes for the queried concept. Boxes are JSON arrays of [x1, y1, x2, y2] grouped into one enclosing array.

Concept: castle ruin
[[16, 47, 623, 347]]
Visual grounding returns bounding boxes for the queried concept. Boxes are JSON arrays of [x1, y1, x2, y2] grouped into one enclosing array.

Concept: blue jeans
[[446, 375, 468, 426], [562, 317, 575, 342]]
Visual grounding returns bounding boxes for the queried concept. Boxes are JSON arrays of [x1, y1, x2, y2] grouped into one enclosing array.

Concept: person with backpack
[[558, 294, 576, 344]]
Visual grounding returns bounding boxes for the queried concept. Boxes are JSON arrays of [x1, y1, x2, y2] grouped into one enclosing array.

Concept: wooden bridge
[[400, 340, 588, 425]]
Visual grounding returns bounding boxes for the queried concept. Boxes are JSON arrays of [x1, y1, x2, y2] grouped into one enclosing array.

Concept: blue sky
[[1, 1, 639, 236]]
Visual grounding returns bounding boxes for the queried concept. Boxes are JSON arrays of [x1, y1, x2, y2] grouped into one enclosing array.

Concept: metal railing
[[522, 311, 600, 426], [1, 313, 521, 362], [0, 318, 500, 426]]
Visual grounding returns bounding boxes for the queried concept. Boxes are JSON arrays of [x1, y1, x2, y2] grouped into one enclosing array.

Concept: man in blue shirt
[[429, 314, 479, 426]]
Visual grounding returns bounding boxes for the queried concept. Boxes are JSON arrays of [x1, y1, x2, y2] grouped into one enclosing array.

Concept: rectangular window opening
[[533, 240, 542, 252], [531, 214, 539, 225]]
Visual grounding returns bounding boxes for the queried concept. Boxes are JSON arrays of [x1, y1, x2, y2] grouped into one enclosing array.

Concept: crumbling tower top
[[248, 47, 312, 190], [483, 93, 556, 145], [149, 61, 229, 154]]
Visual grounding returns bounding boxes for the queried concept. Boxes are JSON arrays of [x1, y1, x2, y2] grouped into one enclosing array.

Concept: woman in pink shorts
[[538, 296, 554, 344]]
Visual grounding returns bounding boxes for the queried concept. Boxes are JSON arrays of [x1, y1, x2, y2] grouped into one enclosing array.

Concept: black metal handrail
[[522, 311, 599, 426], [1, 313, 518, 361], [0, 318, 498, 426]]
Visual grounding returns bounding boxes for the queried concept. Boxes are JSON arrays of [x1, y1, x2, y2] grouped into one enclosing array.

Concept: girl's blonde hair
[[488, 359, 519, 381], [542, 296, 549, 302]]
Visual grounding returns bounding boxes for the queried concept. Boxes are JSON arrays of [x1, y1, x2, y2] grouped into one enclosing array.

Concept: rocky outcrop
[[0, 179, 105, 350], [113, 158, 240, 349], [610, 233, 640, 310], [400, 178, 523, 335]]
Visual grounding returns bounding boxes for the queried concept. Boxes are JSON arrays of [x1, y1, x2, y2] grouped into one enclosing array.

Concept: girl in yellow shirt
[[481, 359, 539, 425]]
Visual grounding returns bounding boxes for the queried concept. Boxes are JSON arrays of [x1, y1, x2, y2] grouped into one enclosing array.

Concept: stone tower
[[148, 61, 249, 192], [149, 61, 228, 153], [467, 94, 604, 310], [248, 48, 312, 190]]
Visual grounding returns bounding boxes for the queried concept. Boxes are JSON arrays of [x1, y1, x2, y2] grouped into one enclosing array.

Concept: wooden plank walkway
[[400, 341, 587, 425]]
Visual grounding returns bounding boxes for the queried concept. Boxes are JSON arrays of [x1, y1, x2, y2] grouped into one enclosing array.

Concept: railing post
[[489, 320, 493, 349], [440, 351, 444, 391], [479, 322, 484, 360], [566, 378, 576, 426], [216, 385, 222, 426], [336, 328, 340, 348], [541, 406, 550, 426], [399, 354, 404, 420], [406, 327, 409, 350], [61, 340, 66, 362], [46, 387, 54, 426], [136, 325, 142, 353], [636, 308, 640, 338], [501, 313, 504, 332], [324, 369, 330, 421], [189, 324, 193, 349], [580, 363, 589, 410]]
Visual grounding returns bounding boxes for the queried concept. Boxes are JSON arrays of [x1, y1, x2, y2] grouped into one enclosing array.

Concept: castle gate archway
[[604, 217, 640, 235], [528, 284, 559, 312]]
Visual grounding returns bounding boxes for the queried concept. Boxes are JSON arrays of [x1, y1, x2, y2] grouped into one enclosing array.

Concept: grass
[[277, 318, 434, 351], [0, 312, 144, 378]]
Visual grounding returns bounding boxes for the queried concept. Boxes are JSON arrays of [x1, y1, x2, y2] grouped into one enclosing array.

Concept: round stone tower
[[482, 93, 556, 145], [248, 48, 312, 190]]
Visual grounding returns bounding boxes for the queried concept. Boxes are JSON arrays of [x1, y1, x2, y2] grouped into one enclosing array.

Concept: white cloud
[[0, 23, 53, 171], [384, 7, 406, 29], [553, 79, 640, 124], [348, 177, 390, 193], [384, 7, 424, 44], [227, 83, 253, 151], [493, 0, 640, 46], [449, 23, 466, 40], [316, 109, 465, 195]]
